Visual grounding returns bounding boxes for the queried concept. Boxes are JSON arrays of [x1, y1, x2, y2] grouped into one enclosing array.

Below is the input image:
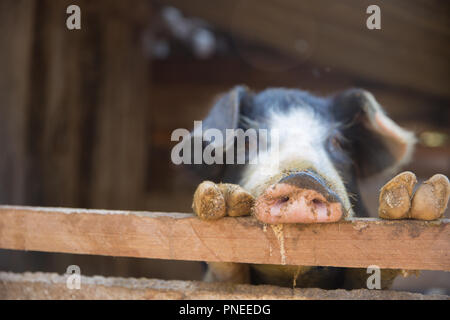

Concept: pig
[[184, 86, 450, 289]]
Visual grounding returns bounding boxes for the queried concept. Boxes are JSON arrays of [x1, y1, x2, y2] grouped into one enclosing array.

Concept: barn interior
[[0, 0, 449, 295]]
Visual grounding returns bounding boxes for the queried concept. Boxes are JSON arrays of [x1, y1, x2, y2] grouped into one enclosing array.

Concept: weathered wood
[[0, 206, 448, 271], [161, 0, 450, 98], [0, 271, 447, 300]]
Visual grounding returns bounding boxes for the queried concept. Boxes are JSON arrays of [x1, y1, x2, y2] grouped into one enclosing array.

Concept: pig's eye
[[328, 133, 347, 151], [331, 137, 342, 149]]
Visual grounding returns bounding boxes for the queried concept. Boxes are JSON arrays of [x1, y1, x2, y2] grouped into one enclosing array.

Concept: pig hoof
[[410, 174, 450, 220], [193, 181, 226, 220], [218, 183, 254, 217], [378, 171, 417, 219], [192, 182, 254, 220]]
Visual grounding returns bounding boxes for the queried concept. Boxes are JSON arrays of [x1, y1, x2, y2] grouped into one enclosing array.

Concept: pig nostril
[[312, 198, 329, 217], [273, 196, 289, 207], [270, 196, 290, 217]]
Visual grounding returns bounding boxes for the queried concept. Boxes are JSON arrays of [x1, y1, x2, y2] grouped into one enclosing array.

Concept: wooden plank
[[160, 0, 450, 98], [0, 272, 447, 300], [0, 206, 448, 271]]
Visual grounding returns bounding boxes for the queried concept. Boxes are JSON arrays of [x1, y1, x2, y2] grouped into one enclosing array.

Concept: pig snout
[[254, 171, 344, 224]]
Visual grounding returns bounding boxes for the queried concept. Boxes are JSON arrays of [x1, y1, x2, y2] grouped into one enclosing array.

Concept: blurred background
[[0, 0, 449, 294]]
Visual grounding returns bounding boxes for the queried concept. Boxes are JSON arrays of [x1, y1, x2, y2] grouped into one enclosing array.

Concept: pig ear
[[332, 89, 416, 178], [196, 85, 248, 138], [187, 86, 250, 179]]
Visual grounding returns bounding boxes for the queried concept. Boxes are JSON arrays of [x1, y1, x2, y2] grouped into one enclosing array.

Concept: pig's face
[[188, 86, 415, 222], [240, 103, 354, 220]]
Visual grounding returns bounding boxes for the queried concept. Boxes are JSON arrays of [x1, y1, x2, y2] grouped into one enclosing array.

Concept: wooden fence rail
[[0, 206, 448, 271], [1, 272, 447, 300]]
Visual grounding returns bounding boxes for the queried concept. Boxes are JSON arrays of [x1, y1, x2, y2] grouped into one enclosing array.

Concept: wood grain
[[0, 206, 448, 271]]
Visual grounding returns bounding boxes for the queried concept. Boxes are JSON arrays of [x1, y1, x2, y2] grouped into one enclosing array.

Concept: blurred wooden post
[[0, 1, 36, 205], [0, 0, 153, 210]]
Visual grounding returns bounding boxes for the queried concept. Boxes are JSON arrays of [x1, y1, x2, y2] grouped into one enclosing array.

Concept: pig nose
[[254, 171, 344, 224]]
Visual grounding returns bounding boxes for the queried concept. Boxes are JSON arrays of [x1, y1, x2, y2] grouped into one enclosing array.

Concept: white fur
[[240, 108, 355, 216]]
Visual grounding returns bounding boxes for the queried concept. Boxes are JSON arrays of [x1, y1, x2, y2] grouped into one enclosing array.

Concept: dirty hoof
[[218, 184, 254, 217], [410, 174, 450, 220], [192, 181, 226, 220], [193, 181, 254, 220], [378, 171, 417, 219]]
